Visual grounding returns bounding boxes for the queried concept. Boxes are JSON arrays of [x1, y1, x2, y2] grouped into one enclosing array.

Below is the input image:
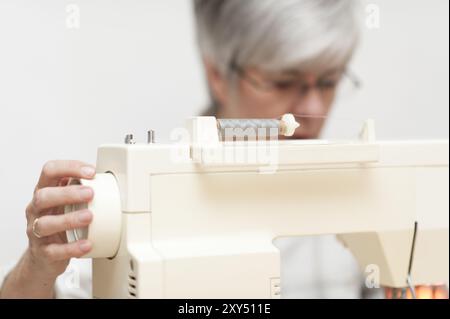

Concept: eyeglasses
[[230, 62, 362, 105]]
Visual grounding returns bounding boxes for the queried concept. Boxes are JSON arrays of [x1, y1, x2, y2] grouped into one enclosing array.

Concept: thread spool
[[216, 113, 299, 141]]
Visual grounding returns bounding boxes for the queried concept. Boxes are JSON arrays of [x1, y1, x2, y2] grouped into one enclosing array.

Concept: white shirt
[[0, 258, 92, 299]]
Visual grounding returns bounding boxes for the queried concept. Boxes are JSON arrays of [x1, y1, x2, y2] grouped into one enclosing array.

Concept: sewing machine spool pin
[[147, 130, 155, 144]]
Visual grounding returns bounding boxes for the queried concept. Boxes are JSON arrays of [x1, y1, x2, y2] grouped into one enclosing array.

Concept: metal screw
[[124, 134, 135, 145]]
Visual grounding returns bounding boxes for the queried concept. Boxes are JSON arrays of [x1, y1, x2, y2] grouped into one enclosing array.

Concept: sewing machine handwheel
[[64, 173, 122, 258]]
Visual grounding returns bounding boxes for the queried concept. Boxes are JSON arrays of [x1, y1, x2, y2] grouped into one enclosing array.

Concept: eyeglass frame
[[229, 60, 362, 97]]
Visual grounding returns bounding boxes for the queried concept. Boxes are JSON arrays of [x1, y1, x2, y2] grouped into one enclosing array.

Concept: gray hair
[[194, 0, 360, 76]]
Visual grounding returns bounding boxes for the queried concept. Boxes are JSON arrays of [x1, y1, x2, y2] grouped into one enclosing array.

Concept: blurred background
[[0, 0, 448, 297]]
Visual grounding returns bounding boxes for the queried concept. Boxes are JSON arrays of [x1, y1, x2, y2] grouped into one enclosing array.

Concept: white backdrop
[[0, 0, 448, 292]]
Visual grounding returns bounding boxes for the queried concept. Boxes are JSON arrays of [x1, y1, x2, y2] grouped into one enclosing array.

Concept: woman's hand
[[0, 160, 96, 298], [26, 160, 96, 277]]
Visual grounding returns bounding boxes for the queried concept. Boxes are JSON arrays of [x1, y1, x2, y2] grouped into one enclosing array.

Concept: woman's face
[[208, 64, 343, 139]]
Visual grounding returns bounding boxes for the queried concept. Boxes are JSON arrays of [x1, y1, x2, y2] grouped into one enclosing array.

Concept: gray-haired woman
[[0, 0, 405, 298]]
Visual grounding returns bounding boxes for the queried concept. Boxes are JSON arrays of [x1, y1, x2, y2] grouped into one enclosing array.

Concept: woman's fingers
[[30, 185, 94, 214], [21, 160, 96, 280], [33, 209, 93, 238], [42, 240, 92, 261], [36, 160, 95, 189]]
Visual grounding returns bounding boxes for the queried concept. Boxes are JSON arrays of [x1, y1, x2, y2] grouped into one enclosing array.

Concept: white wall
[[0, 0, 448, 284], [327, 0, 449, 140], [0, 0, 207, 266]]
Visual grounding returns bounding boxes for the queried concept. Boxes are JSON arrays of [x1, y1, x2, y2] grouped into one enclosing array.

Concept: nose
[[291, 87, 326, 117]]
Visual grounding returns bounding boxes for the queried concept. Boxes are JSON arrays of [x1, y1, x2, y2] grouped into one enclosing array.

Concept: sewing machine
[[65, 115, 449, 298]]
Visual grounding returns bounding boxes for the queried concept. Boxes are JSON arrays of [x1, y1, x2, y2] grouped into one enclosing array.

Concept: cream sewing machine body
[[65, 116, 449, 298]]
